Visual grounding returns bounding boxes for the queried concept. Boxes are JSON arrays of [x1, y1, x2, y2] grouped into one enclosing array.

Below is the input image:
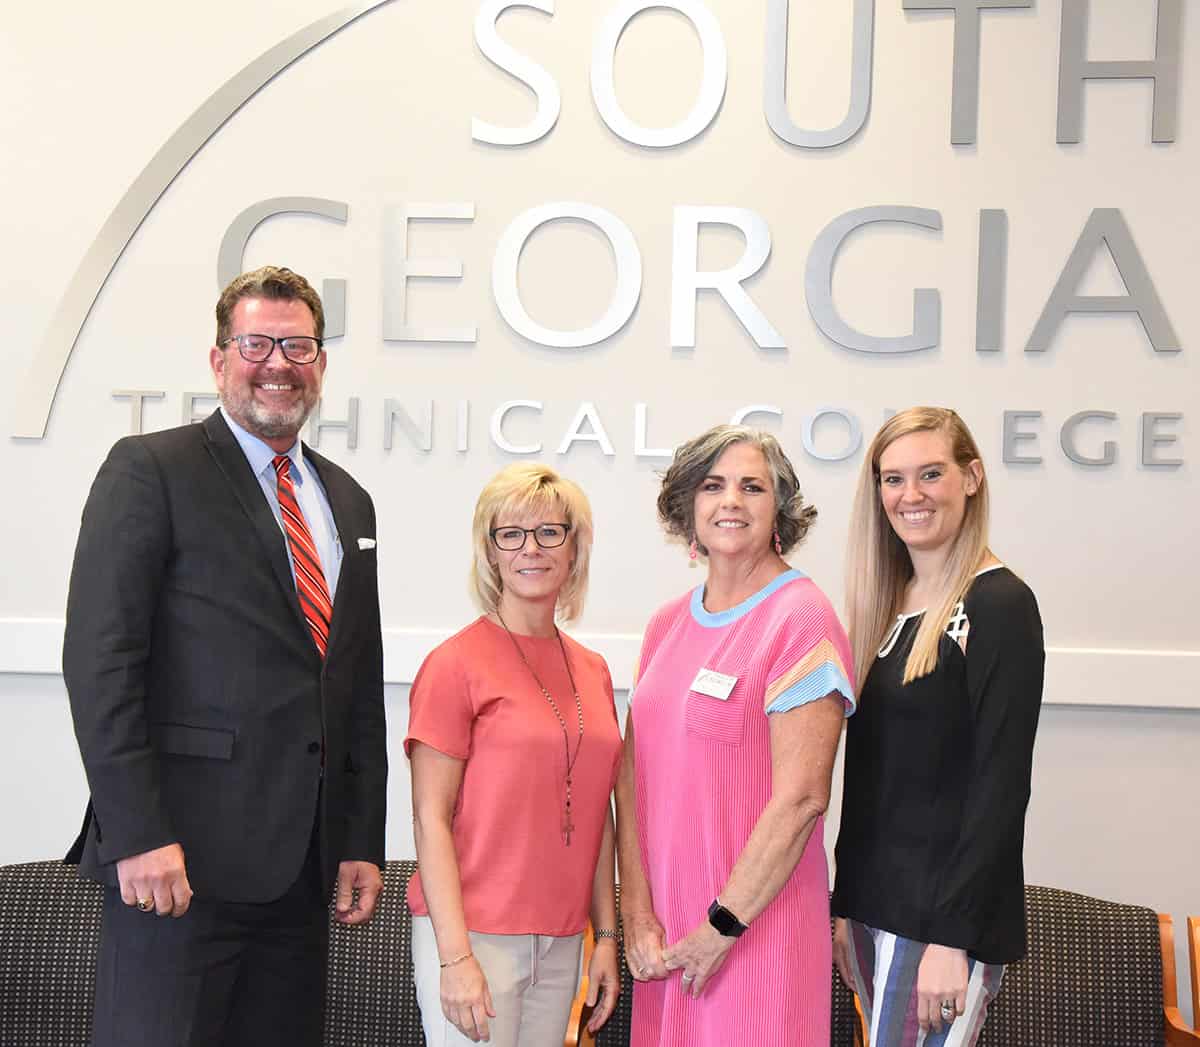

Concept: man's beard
[[220, 385, 316, 441]]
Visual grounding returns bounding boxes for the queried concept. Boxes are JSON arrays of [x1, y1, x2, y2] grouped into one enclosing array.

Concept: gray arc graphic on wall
[[12, 0, 394, 441]]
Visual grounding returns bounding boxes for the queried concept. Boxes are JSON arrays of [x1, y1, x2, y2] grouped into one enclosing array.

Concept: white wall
[[2, 0, 1196, 1025]]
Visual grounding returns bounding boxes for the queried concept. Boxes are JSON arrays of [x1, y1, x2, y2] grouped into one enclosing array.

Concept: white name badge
[[690, 668, 738, 701]]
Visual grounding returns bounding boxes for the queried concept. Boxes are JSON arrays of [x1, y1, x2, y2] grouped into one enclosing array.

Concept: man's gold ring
[[137, 897, 154, 912]]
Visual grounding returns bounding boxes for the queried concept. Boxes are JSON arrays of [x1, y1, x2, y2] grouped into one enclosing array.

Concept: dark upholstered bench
[[0, 860, 103, 1046], [976, 886, 1199, 1047], [324, 859, 426, 1045], [3, 860, 1197, 1046], [0, 859, 428, 1047]]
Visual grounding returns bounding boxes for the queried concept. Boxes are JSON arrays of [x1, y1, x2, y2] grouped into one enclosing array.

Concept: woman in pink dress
[[616, 425, 856, 1046]]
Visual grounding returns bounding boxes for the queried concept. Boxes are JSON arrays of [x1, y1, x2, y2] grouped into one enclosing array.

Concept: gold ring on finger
[[136, 897, 154, 912]]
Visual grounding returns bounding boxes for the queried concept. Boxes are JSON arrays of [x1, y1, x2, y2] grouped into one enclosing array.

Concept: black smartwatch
[[707, 898, 748, 938]]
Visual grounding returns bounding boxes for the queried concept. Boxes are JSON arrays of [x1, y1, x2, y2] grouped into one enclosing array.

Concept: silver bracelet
[[594, 928, 618, 941]]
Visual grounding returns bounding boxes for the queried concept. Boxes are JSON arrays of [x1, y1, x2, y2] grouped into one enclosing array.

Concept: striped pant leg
[[845, 921, 1004, 1047]]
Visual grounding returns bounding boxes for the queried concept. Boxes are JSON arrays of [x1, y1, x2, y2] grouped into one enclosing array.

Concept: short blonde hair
[[470, 463, 594, 623]]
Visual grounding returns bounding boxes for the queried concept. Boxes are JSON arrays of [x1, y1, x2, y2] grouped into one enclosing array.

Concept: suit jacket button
[[307, 741, 321, 754]]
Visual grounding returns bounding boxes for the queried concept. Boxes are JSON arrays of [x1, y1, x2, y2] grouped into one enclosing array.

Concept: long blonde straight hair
[[845, 408, 990, 689]]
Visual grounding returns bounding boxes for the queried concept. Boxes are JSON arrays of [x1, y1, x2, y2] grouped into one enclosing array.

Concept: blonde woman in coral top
[[406, 463, 622, 1045]]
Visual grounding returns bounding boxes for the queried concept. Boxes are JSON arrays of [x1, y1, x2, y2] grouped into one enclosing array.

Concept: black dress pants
[[90, 830, 328, 1047]]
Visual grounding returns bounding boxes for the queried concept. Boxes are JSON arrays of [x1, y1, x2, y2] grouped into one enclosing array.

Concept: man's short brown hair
[[215, 266, 325, 344]]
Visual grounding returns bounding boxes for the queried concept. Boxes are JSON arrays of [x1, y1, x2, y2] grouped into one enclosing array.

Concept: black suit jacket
[[63, 410, 387, 902]]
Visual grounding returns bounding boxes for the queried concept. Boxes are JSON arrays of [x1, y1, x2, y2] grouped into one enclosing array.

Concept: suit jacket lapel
[[201, 411, 318, 656]]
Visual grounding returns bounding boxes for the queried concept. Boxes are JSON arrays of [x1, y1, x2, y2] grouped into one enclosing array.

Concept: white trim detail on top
[[1, 618, 1198, 709]]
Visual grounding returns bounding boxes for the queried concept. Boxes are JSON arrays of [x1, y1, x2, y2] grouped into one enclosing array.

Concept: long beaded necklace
[[496, 612, 585, 846]]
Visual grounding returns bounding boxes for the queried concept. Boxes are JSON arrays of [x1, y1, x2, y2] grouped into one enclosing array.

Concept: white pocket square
[[357, 537, 377, 550]]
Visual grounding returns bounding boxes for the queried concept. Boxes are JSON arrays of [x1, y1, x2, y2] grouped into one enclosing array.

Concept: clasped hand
[[623, 908, 735, 998], [662, 919, 735, 999], [622, 908, 669, 981]]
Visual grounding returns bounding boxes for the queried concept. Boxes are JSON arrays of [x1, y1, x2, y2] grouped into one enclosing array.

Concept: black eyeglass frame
[[220, 333, 324, 364], [488, 522, 572, 551]]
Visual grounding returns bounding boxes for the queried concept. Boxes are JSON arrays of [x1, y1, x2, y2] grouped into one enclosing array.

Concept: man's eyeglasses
[[489, 523, 571, 551], [220, 333, 323, 365]]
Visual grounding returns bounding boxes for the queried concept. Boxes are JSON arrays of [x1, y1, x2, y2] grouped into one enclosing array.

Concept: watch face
[[707, 900, 746, 937]]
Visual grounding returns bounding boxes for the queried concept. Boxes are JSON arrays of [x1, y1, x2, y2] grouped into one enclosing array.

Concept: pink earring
[[688, 537, 698, 562], [774, 529, 783, 555]]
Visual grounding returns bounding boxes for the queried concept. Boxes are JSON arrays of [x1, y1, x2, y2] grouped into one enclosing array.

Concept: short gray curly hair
[[657, 425, 817, 556]]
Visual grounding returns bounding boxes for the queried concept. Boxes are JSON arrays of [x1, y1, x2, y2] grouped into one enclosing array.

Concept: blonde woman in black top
[[832, 407, 1044, 1047]]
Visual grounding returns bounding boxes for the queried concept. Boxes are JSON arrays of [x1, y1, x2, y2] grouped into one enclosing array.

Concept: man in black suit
[[63, 266, 387, 1046]]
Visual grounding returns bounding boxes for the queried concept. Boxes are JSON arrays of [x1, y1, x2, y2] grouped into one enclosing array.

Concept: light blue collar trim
[[690, 568, 807, 628], [220, 406, 303, 482]]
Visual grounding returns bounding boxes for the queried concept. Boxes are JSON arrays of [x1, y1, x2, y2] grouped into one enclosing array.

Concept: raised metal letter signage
[[13, 1, 395, 440]]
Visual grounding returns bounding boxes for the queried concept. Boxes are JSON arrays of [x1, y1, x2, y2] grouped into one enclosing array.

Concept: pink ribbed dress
[[630, 570, 855, 1047]]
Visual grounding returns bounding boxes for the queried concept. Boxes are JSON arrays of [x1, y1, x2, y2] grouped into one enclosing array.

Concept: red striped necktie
[[272, 455, 333, 656]]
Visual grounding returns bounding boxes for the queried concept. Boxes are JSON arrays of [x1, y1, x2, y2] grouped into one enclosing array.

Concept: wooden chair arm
[[1161, 914, 1200, 1045], [1166, 1009, 1200, 1046], [854, 991, 869, 1046], [1190, 916, 1200, 1037], [565, 922, 596, 1047], [1164, 914, 1182, 1009]]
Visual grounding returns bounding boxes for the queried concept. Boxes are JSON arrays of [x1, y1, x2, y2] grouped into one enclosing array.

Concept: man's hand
[[116, 843, 191, 918], [334, 860, 383, 924]]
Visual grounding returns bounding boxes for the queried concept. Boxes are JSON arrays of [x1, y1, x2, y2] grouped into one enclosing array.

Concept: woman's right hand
[[623, 908, 670, 981], [832, 917, 855, 993], [440, 954, 495, 1042]]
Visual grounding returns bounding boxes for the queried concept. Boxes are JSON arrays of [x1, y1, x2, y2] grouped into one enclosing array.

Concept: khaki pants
[[412, 916, 583, 1047]]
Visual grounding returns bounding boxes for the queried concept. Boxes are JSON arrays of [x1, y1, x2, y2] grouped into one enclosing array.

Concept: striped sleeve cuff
[[765, 639, 856, 716]]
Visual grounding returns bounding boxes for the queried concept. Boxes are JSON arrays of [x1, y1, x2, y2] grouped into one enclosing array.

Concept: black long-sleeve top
[[831, 566, 1044, 964]]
